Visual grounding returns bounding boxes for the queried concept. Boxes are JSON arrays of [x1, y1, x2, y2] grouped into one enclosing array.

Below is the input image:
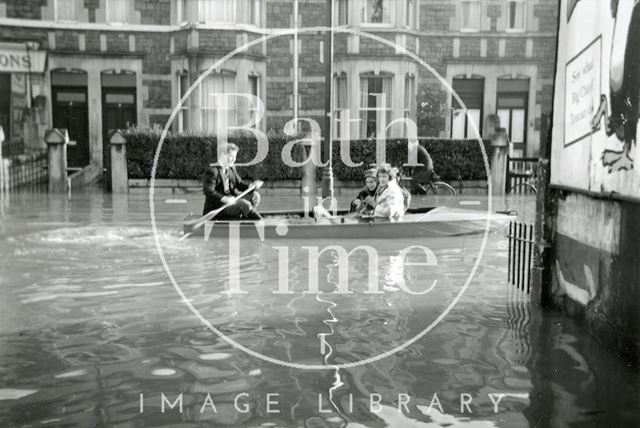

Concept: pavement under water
[[0, 187, 637, 427]]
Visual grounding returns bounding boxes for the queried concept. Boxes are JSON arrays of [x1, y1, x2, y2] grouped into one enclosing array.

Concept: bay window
[[360, 73, 393, 138], [200, 71, 236, 134]]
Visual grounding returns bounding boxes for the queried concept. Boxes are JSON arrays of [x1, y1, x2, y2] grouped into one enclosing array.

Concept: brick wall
[[173, 31, 188, 53], [534, 1, 560, 33], [144, 80, 171, 108], [533, 38, 557, 78], [199, 30, 236, 54], [106, 32, 129, 52], [487, 4, 501, 32], [266, 81, 291, 110], [55, 30, 79, 51], [299, 82, 324, 110], [266, 39, 291, 77], [137, 33, 170, 74], [135, 0, 170, 25], [421, 3, 455, 32], [460, 37, 481, 57], [359, 33, 395, 56], [505, 38, 527, 58], [0, 0, 46, 19], [267, 1, 292, 28], [0, 25, 49, 47], [84, 0, 99, 22], [85, 31, 101, 51]]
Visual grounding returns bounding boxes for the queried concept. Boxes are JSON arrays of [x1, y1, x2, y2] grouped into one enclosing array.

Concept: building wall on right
[[417, 0, 558, 157], [546, 0, 640, 365]]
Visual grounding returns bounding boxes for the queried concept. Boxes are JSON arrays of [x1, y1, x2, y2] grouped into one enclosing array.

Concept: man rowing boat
[[202, 143, 263, 220]]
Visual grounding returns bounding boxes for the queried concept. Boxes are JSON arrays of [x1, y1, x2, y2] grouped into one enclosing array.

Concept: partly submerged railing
[[508, 221, 535, 294]]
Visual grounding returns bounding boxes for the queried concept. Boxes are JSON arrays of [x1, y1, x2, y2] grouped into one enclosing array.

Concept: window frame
[[197, 0, 237, 24], [248, 73, 260, 129], [360, 0, 394, 27], [250, 0, 263, 27], [105, 0, 129, 24], [359, 72, 393, 138], [403, 73, 415, 137], [199, 69, 237, 135], [405, 0, 415, 29], [54, 0, 78, 22], [505, 0, 526, 32], [177, 71, 190, 132], [333, 72, 348, 139], [460, 0, 481, 32], [336, 0, 349, 26]]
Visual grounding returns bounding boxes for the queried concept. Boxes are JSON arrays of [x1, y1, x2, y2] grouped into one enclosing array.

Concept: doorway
[[101, 71, 136, 145], [51, 69, 90, 168]]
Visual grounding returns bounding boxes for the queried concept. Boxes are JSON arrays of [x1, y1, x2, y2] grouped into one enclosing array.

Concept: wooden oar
[[181, 185, 258, 239]]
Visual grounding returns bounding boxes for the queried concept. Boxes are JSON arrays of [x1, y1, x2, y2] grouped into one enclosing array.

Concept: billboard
[[551, 0, 640, 199]]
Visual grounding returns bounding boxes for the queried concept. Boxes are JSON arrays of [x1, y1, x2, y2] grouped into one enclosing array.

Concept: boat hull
[[182, 207, 514, 240]]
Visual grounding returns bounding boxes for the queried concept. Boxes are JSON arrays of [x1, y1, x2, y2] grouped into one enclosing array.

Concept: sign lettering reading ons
[[0, 46, 46, 73]]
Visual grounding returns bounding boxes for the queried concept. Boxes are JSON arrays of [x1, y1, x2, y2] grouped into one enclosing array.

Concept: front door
[[52, 87, 90, 168], [102, 88, 136, 144]]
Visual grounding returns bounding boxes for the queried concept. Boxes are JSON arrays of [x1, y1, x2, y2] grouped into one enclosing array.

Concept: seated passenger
[[350, 168, 378, 213], [391, 166, 411, 211], [363, 164, 406, 220]]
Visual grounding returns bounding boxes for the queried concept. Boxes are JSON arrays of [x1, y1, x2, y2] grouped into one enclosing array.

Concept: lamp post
[[321, 0, 334, 198]]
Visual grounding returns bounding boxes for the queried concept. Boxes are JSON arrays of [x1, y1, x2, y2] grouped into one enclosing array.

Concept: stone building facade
[[0, 0, 558, 170]]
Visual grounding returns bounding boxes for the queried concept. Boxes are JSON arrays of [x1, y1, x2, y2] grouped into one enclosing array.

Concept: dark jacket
[[202, 164, 250, 214], [412, 144, 435, 183], [356, 186, 377, 202]]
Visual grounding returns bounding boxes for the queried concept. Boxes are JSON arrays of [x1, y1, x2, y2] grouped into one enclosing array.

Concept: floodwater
[[0, 187, 637, 427]]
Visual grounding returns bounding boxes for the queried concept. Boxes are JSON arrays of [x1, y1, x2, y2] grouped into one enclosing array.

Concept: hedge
[[118, 130, 489, 182]]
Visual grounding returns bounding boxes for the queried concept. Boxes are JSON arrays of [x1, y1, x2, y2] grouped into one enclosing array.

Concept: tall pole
[[293, 0, 299, 122], [321, 0, 334, 198]]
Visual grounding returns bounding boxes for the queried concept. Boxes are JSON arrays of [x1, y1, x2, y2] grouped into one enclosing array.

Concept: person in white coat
[[364, 164, 406, 220]]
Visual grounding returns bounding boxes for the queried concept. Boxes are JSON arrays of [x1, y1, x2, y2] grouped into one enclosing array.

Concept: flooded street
[[0, 188, 637, 427]]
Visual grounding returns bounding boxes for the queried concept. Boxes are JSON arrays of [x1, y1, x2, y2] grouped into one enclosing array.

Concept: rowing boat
[[182, 207, 515, 240]]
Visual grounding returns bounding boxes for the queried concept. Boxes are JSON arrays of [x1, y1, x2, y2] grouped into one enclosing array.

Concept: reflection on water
[[0, 188, 637, 427]]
